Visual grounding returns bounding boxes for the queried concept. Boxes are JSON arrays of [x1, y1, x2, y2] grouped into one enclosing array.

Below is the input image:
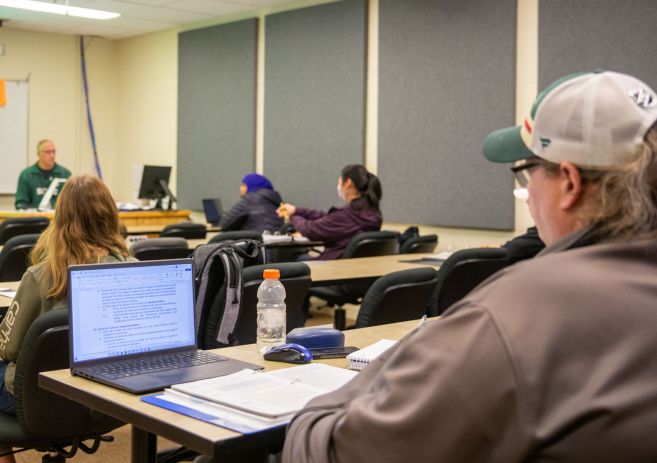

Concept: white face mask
[[337, 183, 346, 202]]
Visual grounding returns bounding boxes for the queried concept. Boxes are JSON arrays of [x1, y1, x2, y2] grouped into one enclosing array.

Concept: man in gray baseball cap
[[283, 71, 657, 462]]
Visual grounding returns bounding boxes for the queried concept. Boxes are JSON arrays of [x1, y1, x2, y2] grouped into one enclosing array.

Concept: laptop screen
[[69, 260, 195, 364], [202, 198, 222, 224]]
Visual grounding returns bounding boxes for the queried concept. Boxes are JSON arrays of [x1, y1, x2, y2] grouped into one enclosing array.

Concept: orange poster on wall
[[0, 80, 6, 107]]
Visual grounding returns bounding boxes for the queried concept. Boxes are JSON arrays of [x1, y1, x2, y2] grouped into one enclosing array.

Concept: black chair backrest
[[429, 248, 510, 316], [0, 234, 39, 282], [160, 222, 207, 239], [342, 231, 400, 259], [400, 234, 439, 254], [229, 263, 311, 346], [130, 237, 191, 261], [355, 268, 438, 328], [0, 217, 49, 245], [14, 309, 122, 443], [209, 230, 263, 244]]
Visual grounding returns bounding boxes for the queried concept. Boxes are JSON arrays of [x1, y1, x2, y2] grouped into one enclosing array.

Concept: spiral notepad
[[346, 339, 397, 371]]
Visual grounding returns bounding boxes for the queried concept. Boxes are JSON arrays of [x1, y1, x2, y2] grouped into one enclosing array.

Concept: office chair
[[309, 231, 401, 330], [160, 222, 207, 239], [208, 230, 263, 244], [400, 234, 439, 254], [0, 309, 122, 462], [355, 267, 438, 328], [428, 247, 510, 316], [0, 217, 49, 245], [236, 263, 311, 345], [129, 237, 191, 261], [0, 234, 40, 282]]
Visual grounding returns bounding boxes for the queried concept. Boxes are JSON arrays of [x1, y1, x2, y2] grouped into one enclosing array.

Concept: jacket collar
[[537, 224, 603, 257]]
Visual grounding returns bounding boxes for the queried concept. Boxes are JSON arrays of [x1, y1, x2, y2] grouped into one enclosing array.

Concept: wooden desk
[[0, 280, 20, 310], [39, 320, 418, 463], [0, 210, 192, 227], [306, 253, 440, 286]]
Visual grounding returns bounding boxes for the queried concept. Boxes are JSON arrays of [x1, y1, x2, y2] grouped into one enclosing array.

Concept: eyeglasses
[[510, 161, 542, 189]]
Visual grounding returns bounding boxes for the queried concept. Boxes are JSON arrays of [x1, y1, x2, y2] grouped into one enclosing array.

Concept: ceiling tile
[[164, 0, 247, 16]]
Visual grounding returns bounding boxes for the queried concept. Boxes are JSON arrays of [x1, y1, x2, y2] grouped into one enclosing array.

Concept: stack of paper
[[142, 363, 356, 433]]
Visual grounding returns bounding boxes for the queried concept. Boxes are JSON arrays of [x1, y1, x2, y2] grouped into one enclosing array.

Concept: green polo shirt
[[15, 163, 72, 210]]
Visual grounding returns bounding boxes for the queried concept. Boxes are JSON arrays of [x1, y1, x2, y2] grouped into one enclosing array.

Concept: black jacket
[[220, 189, 284, 234]]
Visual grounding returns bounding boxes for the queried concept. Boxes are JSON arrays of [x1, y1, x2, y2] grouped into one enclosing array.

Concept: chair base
[[334, 308, 346, 331]]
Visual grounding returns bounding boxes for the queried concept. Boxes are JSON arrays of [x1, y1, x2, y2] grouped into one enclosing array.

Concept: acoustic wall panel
[[178, 20, 257, 211], [539, 0, 657, 90], [264, 0, 366, 210], [379, 0, 516, 230]]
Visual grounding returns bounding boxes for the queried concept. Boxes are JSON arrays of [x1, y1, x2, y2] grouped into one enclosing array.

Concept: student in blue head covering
[[220, 173, 284, 233]]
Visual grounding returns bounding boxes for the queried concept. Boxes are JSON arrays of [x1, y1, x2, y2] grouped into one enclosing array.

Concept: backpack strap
[[215, 249, 243, 344]]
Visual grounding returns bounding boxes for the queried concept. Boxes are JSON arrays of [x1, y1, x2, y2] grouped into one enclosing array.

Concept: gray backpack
[[193, 240, 261, 348]]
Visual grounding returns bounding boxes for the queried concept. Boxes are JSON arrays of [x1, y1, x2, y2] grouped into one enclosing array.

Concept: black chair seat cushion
[[429, 247, 510, 316], [0, 412, 29, 447], [0, 234, 40, 282], [0, 217, 49, 245], [308, 286, 360, 307], [355, 267, 438, 328], [400, 234, 438, 254], [130, 237, 191, 261], [160, 222, 207, 239], [227, 262, 311, 346], [7, 309, 122, 445]]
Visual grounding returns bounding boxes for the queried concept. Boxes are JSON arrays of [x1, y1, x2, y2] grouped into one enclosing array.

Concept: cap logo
[[540, 137, 551, 148], [628, 87, 657, 109]]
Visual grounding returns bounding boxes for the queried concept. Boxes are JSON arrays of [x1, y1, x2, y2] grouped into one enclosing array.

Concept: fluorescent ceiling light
[[0, 0, 120, 19]]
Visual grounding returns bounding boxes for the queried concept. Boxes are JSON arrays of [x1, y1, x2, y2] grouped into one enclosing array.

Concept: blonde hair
[[31, 175, 129, 299]]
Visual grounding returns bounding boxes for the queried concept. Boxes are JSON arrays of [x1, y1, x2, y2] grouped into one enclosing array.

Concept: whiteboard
[[0, 80, 29, 194]]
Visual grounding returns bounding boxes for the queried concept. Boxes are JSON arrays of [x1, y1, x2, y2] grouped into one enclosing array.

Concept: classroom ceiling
[[0, 0, 302, 39]]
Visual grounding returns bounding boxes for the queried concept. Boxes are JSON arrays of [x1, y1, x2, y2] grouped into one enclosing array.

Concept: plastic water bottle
[[256, 269, 286, 356]]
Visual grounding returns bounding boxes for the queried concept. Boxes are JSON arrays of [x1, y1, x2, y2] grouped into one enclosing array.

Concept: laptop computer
[[202, 198, 223, 225], [68, 258, 261, 394]]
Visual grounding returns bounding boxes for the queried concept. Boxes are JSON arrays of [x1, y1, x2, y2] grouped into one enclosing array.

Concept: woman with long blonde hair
[[0, 175, 134, 418]]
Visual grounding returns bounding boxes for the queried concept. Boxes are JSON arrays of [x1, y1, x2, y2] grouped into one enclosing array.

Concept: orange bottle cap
[[263, 269, 280, 279]]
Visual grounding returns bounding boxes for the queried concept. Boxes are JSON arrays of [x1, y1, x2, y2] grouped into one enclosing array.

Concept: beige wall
[[114, 30, 178, 202], [0, 28, 118, 195], [0, 0, 539, 250]]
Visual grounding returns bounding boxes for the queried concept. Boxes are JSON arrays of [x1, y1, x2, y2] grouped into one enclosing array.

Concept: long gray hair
[[587, 123, 657, 240]]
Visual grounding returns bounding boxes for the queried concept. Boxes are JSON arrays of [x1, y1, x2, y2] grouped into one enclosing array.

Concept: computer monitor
[[137, 165, 177, 210]]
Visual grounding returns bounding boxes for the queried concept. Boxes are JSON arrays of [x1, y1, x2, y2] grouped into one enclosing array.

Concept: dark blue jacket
[[220, 189, 284, 234]]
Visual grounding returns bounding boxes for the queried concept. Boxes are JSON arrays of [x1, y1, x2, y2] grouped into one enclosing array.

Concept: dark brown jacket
[[283, 228, 657, 462]]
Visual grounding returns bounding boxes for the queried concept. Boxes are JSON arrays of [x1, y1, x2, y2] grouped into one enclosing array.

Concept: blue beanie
[[242, 173, 273, 193]]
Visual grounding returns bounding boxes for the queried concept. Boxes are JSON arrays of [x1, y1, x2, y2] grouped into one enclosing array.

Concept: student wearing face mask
[[277, 165, 383, 260]]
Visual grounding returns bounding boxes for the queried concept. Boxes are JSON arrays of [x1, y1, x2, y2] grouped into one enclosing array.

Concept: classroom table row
[[40, 318, 422, 463], [0, 254, 440, 310], [0, 210, 194, 228]]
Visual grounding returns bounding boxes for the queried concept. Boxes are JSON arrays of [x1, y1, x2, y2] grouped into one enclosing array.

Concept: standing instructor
[[15, 139, 71, 210]]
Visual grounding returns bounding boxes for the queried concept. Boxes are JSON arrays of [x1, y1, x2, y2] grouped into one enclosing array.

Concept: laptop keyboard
[[87, 351, 229, 380]]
